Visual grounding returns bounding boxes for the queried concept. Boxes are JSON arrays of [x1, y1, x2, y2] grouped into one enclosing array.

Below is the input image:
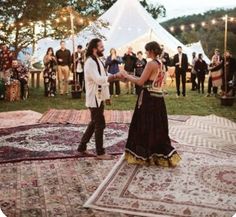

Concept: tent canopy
[[33, 0, 210, 63]]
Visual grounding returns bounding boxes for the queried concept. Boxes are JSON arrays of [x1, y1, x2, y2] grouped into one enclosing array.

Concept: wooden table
[[30, 70, 41, 88]]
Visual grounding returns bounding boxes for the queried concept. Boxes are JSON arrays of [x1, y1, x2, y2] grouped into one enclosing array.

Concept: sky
[[149, 0, 236, 21]]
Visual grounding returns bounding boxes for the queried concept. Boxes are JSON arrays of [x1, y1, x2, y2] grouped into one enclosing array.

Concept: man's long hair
[[86, 38, 102, 59]]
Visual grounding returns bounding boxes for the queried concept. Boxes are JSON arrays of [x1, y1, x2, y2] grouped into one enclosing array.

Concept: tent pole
[[224, 14, 228, 95]]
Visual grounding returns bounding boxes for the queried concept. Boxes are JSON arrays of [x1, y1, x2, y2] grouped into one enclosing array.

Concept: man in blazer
[[173, 46, 188, 97]]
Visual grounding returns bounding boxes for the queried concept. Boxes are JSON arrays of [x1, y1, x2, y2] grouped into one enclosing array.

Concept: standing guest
[[191, 52, 198, 91], [134, 51, 147, 95], [77, 38, 124, 160], [8, 60, 29, 100], [160, 45, 170, 94], [206, 55, 223, 97], [212, 48, 223, 63], [72, 45, 85, 91], [194, 54, 208, 94], [43, 47, 57, 97], [56, 41, 71, 95], [173, 46, 188, 97], [123, 47, 137, 94], [105, 48, 122, 97], [120, 41, 181, 167], [0, 44, 13, 77], [224, 51, 236, 96]]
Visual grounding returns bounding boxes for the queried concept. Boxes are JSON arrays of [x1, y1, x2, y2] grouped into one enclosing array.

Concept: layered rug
[[39, 109, 190, 124], [0, 123, 129, 164], [0, 157, 138, 217], [0, 110, 42, 129], [84, 145, 236, 217]]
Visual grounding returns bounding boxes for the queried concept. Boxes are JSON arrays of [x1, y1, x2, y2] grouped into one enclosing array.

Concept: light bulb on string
[[63, 17, 67, 22], [170, 26, 174, 32], [191, 24, 195, 29], [56, 18, 60, 23], [180, 25, 185, 31], [230, 17, 234, 22], [30, 22, 34, 26], [19, 22, 23, 26], [211, 19, 216, 24], [201, 22, 206, 27]]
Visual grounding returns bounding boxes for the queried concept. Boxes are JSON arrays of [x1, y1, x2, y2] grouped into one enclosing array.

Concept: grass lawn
[[0, 83, 236, 122]]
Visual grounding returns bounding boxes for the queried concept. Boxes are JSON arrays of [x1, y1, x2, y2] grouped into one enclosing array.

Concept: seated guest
[[194, 54, 208, 94], [8, 60, 29, 100], [134, 51, 147, 95], [105, 48, 122, 97], [43, 47, 57, 97]]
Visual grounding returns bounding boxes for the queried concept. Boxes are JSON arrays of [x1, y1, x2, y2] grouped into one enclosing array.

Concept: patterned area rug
[[169, 114, 236, 153], [0, 157, 138, 217], [39, 109, 190, 124], [85, 145, 236, 217], [0, 110, 42, 129], [0, 123, 129, 163]]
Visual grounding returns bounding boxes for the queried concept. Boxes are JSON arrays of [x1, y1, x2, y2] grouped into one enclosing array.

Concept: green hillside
[[161, 8, 236, 57]]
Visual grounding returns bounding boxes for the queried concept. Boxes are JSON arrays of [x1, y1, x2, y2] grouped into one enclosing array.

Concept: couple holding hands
[[77, 38, 181, 167]]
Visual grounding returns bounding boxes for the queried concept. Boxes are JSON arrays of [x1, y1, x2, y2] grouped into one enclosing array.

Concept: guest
[[191, 52, 198, 91], [206, 55, 223, 97], [194, 54, 208, 94], [8, 60, 29, 100], [72, 45, 85, 91], [77, 38, 124, 160], [105, 48, 122, 97], [160, 45, 170, 94], [121, 41, 181, 167], [212, 48, 223, 63], [173, 46, 188, 97], [223, 51, 236, 96], [123, 47, 137, 94], [43, 47, 57, 97], [0, 44, 13, 78], [56, 41, 71, 95], [134, 51, 147, 95]]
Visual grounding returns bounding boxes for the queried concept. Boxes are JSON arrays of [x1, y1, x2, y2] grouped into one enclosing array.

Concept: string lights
[[169, 16, 236, 32]]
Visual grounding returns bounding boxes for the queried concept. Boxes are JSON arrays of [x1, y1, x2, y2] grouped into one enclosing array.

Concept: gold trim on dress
[[125, 150, 181, 167]]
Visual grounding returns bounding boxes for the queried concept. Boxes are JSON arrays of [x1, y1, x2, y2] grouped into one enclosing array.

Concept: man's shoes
[[77, 148, 90, 155], [96, 154, 114, 160], [176, 94, 180, 98]]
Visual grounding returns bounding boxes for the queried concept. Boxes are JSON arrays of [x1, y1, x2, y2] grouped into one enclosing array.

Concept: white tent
[[187, 41, 210, 63], [75, 0, 196, 59], [32, 0, 209, 62]]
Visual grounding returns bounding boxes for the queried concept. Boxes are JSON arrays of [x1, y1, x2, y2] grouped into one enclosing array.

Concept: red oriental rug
[[38, 109, 190, 125], [0, 123, 129, 164], [84, 144, 236, 217]]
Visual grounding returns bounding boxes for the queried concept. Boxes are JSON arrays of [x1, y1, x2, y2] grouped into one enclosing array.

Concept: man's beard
[[97, 50, 104, 57]]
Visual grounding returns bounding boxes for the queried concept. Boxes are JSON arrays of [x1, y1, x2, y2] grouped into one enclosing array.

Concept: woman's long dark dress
[[43, 56, 57, 96], [125, 63, 181, 167]]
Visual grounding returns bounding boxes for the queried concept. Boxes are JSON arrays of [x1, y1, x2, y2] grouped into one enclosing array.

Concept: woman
[[194, 53, 208, 94], [206, 55, 223, 97], [121, 41, 181, 167], [105, 48, 122, 97], [135, 51, 147, 95], [43, 48, 57, 97]]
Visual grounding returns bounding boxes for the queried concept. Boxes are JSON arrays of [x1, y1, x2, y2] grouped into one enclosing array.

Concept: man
[[160, 45, 170, 94], [173, 46, 188, 97], [56, 41, 71, 95], [123, 47, 137, 94], [77, 38, 124, 160], [191, 52, 198, 91], [72, 45, 85, 91], [8, 60, 29, 100]]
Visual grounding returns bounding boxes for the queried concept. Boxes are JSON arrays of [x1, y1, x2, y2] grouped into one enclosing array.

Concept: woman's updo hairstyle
[[145, 41, 162, 57]]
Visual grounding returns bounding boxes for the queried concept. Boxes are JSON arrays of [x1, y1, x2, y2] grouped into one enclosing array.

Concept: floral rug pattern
[[85, 145, 236, 217], [0, 124, 129, 163]]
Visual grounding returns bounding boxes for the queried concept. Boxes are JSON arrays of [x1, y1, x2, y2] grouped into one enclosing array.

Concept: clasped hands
[[115, 65, 129, 82]]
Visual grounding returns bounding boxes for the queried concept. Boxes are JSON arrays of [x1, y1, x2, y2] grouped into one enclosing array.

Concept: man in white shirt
[[77, 38, 124, 160]]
